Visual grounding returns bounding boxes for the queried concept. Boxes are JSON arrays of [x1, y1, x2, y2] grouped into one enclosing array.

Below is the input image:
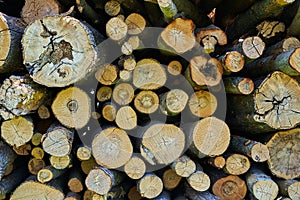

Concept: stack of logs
[[0, 0, 300, 199]]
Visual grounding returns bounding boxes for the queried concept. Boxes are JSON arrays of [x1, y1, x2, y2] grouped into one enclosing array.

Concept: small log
[[137, 173, 163, 199], [229, 135, 270, 162], [185, 184, 219, 200], [224, 153, 251, 175], [231, 36, 265, 60], [275, 179, 300, 200], [223, 77, 254, 95], [85, 167, 124, 195], [267, 128, 300, 179], [0, 167, 28, 195], [264, 37, 300, 56], [189, 117, 230, 158], [28, 158, 45, 175], [76, 145, 91, 161], [157, 0, 178, 20], [0, 13, 25, 73], [125, 13, 146, 35], [13, 144, 32, 156], [10, 180, 65, 200], [119, 70, 132, 82], [128, 186, 142, 200], [203, 156, 226, 169], [121, 55, 136, 71], [21, 0, 61, 24], [0, 142, 16, 180], [104, 0, 121, 16], [1, 116, 34, 147], [124, 156, 146, 180], [133, 58, 167, 90], [188, 90, 217, 118], [95, 64, 119, 85], [96, 86, 112, 102], [112, 83, 135, 105], [92, 127, 133, 169], [186, 55, 223, 88], [240, 48, 300, 77], [219, 51, 245, 74], [102, 103, 117, 122], [140, 123, 185, 165], [225, 0, 295, 41], [212, 175, 247, 200], [134, 90, 159, 114], [246, 167, 279, 200], [170, 155, 196, 178], [193, 0, 222, 14], [37, 166, 67, 183], [81, 158, 98, 175], [68, 168, 84, 193], [51, 87, 91, 129], [187, 165, 210, 192], [121, 41, 133, 55], [162, 168, 182, 190], [167, 60, 182, 76], [106, 17, 128, 41], [22, 15, 102, 87], [116, 106, 137, 130], [196, 25, 227, 54], [159, 18, 196, 54], [31, 147, 44, 160], [50, 155, 72, 169], [226, 71, 300, 133], [0, 75, 47, 118], [42, 124, 74, 157], [76, 0, 102, 26], [160, 89, 189, 116], [38, 105, 51, 119], [65, 192, 81, 200]]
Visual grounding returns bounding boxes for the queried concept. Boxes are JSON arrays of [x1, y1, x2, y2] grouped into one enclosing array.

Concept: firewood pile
[[0, 0, 300, 199]]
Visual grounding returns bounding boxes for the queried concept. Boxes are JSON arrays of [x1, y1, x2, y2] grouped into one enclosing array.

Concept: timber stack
[[0, 0, 299, 199]]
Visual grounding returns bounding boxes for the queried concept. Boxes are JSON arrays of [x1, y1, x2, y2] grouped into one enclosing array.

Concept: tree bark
[[0, 142, 16, 180], [223, 77, 254, 95], [264, 37, 300, 56], [275, 179, 300, 200]]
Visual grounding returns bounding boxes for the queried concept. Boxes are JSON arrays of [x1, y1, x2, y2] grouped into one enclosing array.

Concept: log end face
[[251, 143, 270, 162], [289, 48, 300, 74]]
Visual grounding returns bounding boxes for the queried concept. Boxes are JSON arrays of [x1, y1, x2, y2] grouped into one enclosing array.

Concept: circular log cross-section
[[171, 155, 196, 177], [134, 91, 159, 114], [137, 174, 163, 199], [115, 106, 137, 130], [163, 169, 182, 190], [124, 156, 146, 180], [92, 127, 133, 169], [140, 123, 185, 165], [220, 51, 245, 74], [112, 83, 135, 106], [188, 90, 217, 118], [267, 128, 300, 179], [187, 170, 210, 192], [95, 64, 119, 85], [242, 36, 265, 59], [22, 15, 98, 87], [224, 154, 251, 175], [254, 71, 300, 130], [52, 87, 91, 129]]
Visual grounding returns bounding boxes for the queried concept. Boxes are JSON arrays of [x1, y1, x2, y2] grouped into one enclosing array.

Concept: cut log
[[186, 55, 223, 88], [13, 144, 32, 156], [42, 124, 74, 157], [128, 186, 142, 200], [229, 135, 270, 162], [22, 15, 102, 87], [104, 0, 121, 16], [95, 64, 119, 85], [125, 13, 146, 35], [51, 87, 91, 129], [0, 142, 16, 180], [225, 0, 295, 41], [226, 71, 300, 133], [68, 168, 84, 193], [1, 116, 34, 147], [116, 106, 137, 130], [31, 147, 45, 159], [219, 51, 245, 74], [224, 153, 251, 175], [167, 60, 182, 76], [92, 127, 133, 169], [31, 133, 43, 146], [160, 89, 189, 116], [0, 13, 25, 73], [28, 158, 45, 175], [0, 167, 28, 195], [85, 167, 124, 195], [21, 0, 61, 24], [203, 156, 226, 169], [212, 175, 247, 200], [188, 90, 217, 118], [231, 36, 265, 60], [97, 86, 112, 102], [275, 179, 300, 200], [124, 156, 146, 180], [196, 25, 227, 54], [170, 155, 196, 178], [10, 181, 65, 200], [38, 105, 51, 119], [189, 117, 231, 158], [157, 0, 178, 20], [246, 168, 279, 200], [256, 20, 285, 40], [76, 0, 102, 26], [140, 123, 185, 165], [264, 37, 300, 56], [121, 55, 136, 71], [187, 165, 210, 192], [37, 166, 67, 183], [133, 58, 167, 90], [159, 18, 196, 54], [134, 90, 159, 114], [102, 103, 117, 122], [119, 70, 132, 82], [112, 83, 135, 105], [240, 48, 300, 77], [106, 17, 128, 41], [137, 174, 163, 199], [223, 77, 254, 95], [162, 168, 182, 190], [76, 145, 91, 161], [0, 75, 47, 118], [267, 128, 300, 179], [50, 155, 72, 169]]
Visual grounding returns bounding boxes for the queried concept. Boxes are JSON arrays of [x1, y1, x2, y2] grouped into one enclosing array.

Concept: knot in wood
[[222, 181, 237, 195], [67, 99, 78, 112]]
